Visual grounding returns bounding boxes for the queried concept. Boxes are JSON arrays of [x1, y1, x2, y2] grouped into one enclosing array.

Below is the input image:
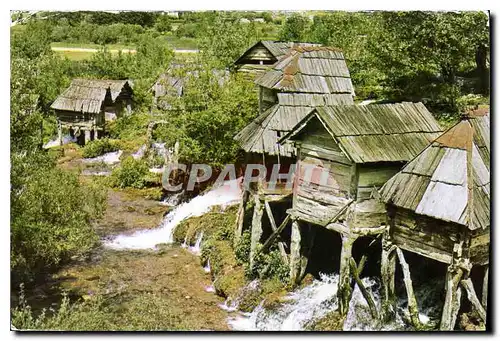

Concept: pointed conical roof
[[380, 111, 490, 230]]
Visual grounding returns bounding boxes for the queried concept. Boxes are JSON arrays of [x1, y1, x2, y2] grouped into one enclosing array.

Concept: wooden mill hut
[[234, 40, 321, 77], [233, 46, 355, 270], [278, 102, 442, 315], [152, 64, 229, 110], [51, 79, 133, 145], [379, 109, 490, 330]]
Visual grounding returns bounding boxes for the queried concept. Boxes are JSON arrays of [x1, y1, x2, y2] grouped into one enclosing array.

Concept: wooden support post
[[261, 214, 290, 253], [57, 121, 63, 146], [234, 190, 249, 247], [263, 200, 289, 264], [249, 194, 263, 271], [349, 257, 379, 319], [338, 234, 355, 316], [461, 278, 487, 323], [84, 129, 91, 144], [299, 223, 316, 282], [482, 266, 488, 310], [395, 247, 422, 329], [289, 220, 301, 285], [381, 231, 396, 320], [440, 265, 464, 331]]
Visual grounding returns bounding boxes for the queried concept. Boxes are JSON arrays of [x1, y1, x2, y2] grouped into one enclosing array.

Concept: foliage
[[81, 138, 120, 158], [154, 15, 172, 33], [154, 66, 258, 168], [196, 12, 258, 69], [279, 13, 310, 42], [109, 157, 150, 189], [11, 153, 106, 283]]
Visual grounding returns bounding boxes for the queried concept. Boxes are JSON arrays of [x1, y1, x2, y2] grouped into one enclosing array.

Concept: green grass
[[162, 36, 199, 50]]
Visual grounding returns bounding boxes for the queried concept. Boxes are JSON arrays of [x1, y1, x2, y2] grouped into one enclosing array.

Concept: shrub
[[82, 138, 119, 158], [109, 157, 149, 189]]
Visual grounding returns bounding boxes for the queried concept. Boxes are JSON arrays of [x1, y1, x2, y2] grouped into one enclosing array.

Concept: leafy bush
[[109, 157, 149, 189], [82, 138, 119, 158], [11, 154, 106, 283]]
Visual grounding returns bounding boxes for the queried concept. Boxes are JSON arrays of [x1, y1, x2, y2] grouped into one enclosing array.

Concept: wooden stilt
[[482, 266, 488, 310], [440, 265, 464, 330], [381, 231, 396, 320], [349, 257, 379, 319], [289, 220, 301, 285], [57, 121, 63, 146], [299, 223, 316, 282], [249, 194, 263, 271], [461, 278, 486, 323], [234, 190, 249, 247], [261, 214, 290, 253], [338, 234, 355, 316], [395, 247, 422, 329], [264, 200, 289, 264]]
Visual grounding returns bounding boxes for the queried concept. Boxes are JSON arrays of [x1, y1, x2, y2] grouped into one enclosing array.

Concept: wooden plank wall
[[357, 163, 403, 200], [392, 208, 461, 264]]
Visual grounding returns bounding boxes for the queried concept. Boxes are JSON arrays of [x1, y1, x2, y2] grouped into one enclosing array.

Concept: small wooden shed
[[51, 79, 133, 145], [152, 65, 229, 110], [278, 102, 442, 314], [379, 110, 490, 330], [234, 40, 321, 77], [233, 46, 355, 269]]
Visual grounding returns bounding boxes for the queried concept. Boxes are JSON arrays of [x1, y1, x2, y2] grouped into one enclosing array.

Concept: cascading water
[[160, 191, 185, 207], [188, 232, 204, 256], [104, 179, 241, 250], [83, 150, 123, 164], [43, 135, 77, 149], [227, 273, 443, 331]]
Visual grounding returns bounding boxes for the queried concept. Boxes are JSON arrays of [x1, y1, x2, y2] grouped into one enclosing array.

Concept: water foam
[[104, 179, 241, 250]]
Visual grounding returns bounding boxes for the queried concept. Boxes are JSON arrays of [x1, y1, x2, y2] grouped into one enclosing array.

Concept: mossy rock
[[305, 310, 345, 331], [214, 268, 246, 299]]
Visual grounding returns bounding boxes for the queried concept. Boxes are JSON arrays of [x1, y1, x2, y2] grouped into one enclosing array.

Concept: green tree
[[197, 12, 258, 69], [278, 13, 309, 42]]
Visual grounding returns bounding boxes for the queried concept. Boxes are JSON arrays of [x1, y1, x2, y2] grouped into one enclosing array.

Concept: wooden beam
[[395, 247, 422, 329], [249, 194, 264, 271], [260, 214, 290, 257], [381, 233, 396, 321], [338, 234, 355, 316], [349, 257, 379, 319], [440, 266, 464, 330], [324, 199, 354, 226], [482, 266, 488, 310], [289, 220, 301, 286], [263, 200, 289, 264], [461, 278, 487, 323]]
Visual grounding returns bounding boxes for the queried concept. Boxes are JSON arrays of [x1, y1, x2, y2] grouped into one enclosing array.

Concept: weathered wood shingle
[[51, 79, 132, 114], [255, 46, 354, 95], [380, 112, 490, 230], [280, 102, 442, 163]]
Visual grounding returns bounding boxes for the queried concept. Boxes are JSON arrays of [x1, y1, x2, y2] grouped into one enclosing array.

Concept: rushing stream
[[227, 273, 442, 331], [104, 179, 241, 250]]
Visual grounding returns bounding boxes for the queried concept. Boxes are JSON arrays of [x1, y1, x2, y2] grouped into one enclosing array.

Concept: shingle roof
[[51, 79, 131, 114], [255, 46, 355, 95], [380, 112, 490, 230], [234, 40, 322, 66], [234, 93, 354, 157], [280, 102, 442, 163]]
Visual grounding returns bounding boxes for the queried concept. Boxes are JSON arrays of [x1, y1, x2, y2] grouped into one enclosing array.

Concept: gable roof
[[255, 46, 355, 96], [51, 79, 132, 114], [234, 93, 354, 157], [279, 102, 442, 163], [380, 112, 490, 230], [234, 40, 322, 66]]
